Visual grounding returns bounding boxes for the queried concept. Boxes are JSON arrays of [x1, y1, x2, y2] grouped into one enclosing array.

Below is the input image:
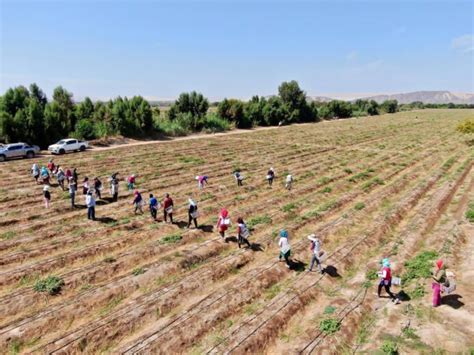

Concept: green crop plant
[[247, 215, 272, 229], [354, 202, 366, 210], [159, 233, 182, 245], [320, 186, 332, 193], [34, 276, 65, 295], [323, 306, 336, 314], [282, 203, 297, 213], [132, 267, 145, 276], [319, 318, 340, 335], [466, 201, 474, 223], [402, 251, 438, 284], [381, 340, 398, 354]]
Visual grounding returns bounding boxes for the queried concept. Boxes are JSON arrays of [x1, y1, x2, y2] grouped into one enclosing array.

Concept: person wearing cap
[[278, 229, 291, 268], [233, 171, 244, 187], [127, 174, 136, 191], [378, 258, 399, 304], [285, 174, 293, 190], [68, 177, 77, 209], [132, 190, 144, 214], [432, 259, 446, 307], [187, 198, 199, 228], [43, 185, 51, 208], [163, 193, 174, 223], [217, 208, 230, 239], [196, 175, 208, 190], [236, 217, 251, 248], [307, 234, 323, 273], [266, 167, 275, 187], [86, 190, 96, 220], [149, 194, 159, 220]]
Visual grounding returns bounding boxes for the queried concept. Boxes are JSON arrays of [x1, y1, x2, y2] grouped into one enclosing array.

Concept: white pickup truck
[[48, 138, 89, 155]]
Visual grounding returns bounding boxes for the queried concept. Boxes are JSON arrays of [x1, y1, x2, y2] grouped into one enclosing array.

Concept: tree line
[[1, 81, 471, 147]]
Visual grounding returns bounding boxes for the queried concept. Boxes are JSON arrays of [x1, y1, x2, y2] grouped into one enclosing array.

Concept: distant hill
[[308, 91, 474, 104], [358, 91, 474, 104]]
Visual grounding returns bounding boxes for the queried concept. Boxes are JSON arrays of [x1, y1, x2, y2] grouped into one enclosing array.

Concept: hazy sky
[[1, 0, 473, 101]]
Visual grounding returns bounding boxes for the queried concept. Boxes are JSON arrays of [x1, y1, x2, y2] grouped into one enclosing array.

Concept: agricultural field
[[0, 109, 473, 354]]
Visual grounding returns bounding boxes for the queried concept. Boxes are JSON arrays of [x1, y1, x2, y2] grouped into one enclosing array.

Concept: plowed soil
[[0, 109, 473, 354]]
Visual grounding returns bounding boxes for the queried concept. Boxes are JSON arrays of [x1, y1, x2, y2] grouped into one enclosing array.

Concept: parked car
[[0, 143, 41, 162], [48, 139, 89, 155]]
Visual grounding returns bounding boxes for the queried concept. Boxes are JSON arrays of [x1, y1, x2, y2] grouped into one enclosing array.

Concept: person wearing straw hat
[[432, 259, 447, 307], [278, 229, 291, 268], [236, 217, 251, 248], [187, 198, 199, 228], [307, 234, 323, 273], [43, 185, 51, 208], [378, 258, 400, 304], [163, 193, 174, 223]]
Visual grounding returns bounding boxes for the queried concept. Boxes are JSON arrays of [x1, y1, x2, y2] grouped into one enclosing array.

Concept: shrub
[[94, 121, 116, 138], [132, 267, 145, 276], [409, 284, 425, 299], [324, 306, 336, 314], [247, 215, 272, 229], [366, 269, 379, 281], [319, 318, 340, 334], [354, 202, 366, 210], [34, 276, 64, 295], [155, 117, 191, 137], [456, 118, 474, 134], [402, 251, 438, 284], [202, 113, 231, 133], [381, 340, 398, 354]]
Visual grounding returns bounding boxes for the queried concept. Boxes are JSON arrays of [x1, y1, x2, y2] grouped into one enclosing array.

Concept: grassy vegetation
[[319, 318, 340, 335], [402, 250, 438, 284], [282, 203, 298, 213], [466, 201, 474, 223], [1, 230, 16, 240], [354, 202, 366, 211], [132, 267, 145, 276], [33, 276, 65, 295], [159, 233, 183, 245], [381, 339, 398, 354]]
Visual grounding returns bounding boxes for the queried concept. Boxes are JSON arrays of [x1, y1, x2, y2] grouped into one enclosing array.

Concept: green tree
[[327, 100, 352, 118], [367, 100, 379, 116], [29, 83, 47, 109], [168, 91, 209, 121], [278, 80, 314, 123], [26, 98, 46, 146], [75, 97, 94, 122], [381, 99, 398, 114], [52, 86, 76, 132], [262, 97, 288, 126], [218, 98, 251, 128], [244, 96, 266, 126]]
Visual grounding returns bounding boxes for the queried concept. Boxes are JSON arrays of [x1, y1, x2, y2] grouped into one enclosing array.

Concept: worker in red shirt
[[163, 193, 174, 223]]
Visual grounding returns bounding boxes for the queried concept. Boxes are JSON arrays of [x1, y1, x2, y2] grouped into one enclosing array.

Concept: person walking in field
[[285, 174, 293, 190], [110, 173, 119, 202], [163, 193, 174, 223], [216, 208, 230, 239], [237, 217, 251, 248], [187, 198, 199, 228], [40, 166, 50, 185], [56, 167, 66, 191], [307, 234, 323, 273], [233, 171, 244, 187], [72, 168, 78, 184], [82, 177, 90, 195], [378, 258, 400, 304], [86, 190, 96, 221], [31, 163, 40, 183], [432, 259, 447, 307], [132, 190, 144, 214], [93, 177, 102, 199], [43, 185, 51, 208], [68, 178, 77, 208], [47, 159, 55, 174], [278, 229, 291, 268], [196, 175, 208, 190], [266, 167, 275, 187], [127, 174, 136, 191], [65, 168, 72, 181], [149, 193, 159, 220]]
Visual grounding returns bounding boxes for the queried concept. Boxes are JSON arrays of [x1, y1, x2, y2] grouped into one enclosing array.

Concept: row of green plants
[[2, 81, 472, 148]]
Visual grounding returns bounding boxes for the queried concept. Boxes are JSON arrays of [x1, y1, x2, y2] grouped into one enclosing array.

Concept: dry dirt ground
[[0, 109, 473, 354]]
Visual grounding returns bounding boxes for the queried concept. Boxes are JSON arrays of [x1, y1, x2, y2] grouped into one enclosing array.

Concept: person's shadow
[[96, 217, 117, 224], [289, 259, 306, 272], [442, 294, 464, 309], [199, 225, 214, 233], [323, 265, 341, 278]]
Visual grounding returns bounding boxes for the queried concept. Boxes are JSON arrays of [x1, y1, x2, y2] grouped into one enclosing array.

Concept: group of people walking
[[30, 158, 454, 309]]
